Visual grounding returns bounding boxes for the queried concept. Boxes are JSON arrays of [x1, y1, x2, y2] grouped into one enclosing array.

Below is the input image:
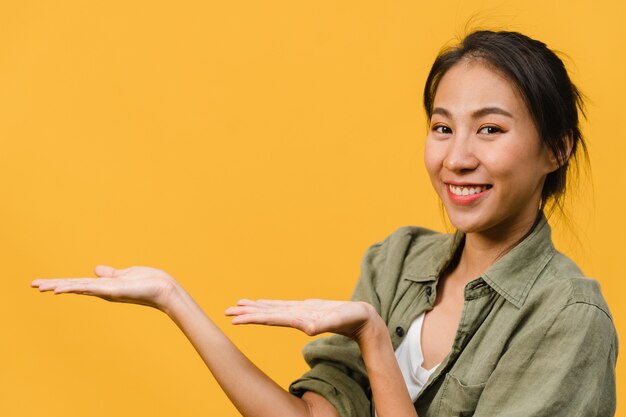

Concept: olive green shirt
[[290, 217, 618, 416]]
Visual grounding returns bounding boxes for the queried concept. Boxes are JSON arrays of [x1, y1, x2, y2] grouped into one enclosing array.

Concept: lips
[[448, 184, 491, 196], [445, 183, 492, 204]]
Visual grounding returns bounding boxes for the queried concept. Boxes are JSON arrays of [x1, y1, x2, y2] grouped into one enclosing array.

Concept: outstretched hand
[[225, 299, 379, 341], [31, 266, 178, 310]]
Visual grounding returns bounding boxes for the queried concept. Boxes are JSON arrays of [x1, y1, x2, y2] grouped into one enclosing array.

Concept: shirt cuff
[[289, 363, 371, 417]]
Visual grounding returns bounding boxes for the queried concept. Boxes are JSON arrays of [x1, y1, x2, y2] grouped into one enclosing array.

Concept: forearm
[[356, 309, 417, 417], [162, 284, 310, 417]]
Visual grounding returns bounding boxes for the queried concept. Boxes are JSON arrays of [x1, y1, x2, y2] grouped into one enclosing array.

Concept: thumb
[[94, 265, 117, 277]]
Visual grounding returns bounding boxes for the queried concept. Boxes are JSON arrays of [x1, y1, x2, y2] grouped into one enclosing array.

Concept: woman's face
[[424, 60, 558, 237]]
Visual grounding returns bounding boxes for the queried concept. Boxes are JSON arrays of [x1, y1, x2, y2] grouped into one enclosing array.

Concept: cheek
[[423, 138, 444, 181], [480, 144, 547, 191]]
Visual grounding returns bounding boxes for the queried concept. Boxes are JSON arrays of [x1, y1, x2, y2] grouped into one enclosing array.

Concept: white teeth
[[448, 184, 489, 196]]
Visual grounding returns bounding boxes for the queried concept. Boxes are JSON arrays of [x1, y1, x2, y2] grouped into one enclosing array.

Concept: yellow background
[[1, 1, 624, 416]]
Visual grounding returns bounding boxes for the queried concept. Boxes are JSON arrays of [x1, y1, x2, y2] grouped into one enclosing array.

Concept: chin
[[449, 221, 482, 234], [444, 211, 491, 234]]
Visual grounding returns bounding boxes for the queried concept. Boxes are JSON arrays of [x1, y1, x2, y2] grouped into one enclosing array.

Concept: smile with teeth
[[448, 184, 491, 196]]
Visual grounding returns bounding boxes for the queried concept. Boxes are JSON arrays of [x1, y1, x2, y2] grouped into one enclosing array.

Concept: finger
[[32, 278, 71, 288], [230, 312, 293, 326], [231, 314, 320, 335], [234, 299, 258, 307], [95, 265, 132, 278], [233, 299, 287, 308], [225, 305, 270, 316], [33, 276, 105, 286], [33, 278, 100, 292], [94, 265, 116, 277], [256, 299, 302, 305], [54, 286, 95, 295], [53, 281, 107, 296], [95, 265, 115, 277], [248, 299, 305, 307], [229, 298, 307, 313]]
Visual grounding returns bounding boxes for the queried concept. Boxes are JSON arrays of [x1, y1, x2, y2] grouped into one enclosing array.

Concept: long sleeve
[[289, 226, 455, 417], [289, 238, 389, 417], [470, 298, 618, 417]]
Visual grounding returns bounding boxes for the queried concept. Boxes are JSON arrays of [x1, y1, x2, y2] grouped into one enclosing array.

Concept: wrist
[[158, 279, 187, 316], [353, 302, 387, 346]]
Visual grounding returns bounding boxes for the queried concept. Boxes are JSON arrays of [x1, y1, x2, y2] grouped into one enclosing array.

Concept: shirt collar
[[481, 215, 555, 308], [403, 232, 463, 282], [404, 214, 555, 309]]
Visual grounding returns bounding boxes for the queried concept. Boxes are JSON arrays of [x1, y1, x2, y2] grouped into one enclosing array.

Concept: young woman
[[32, 30, 617, 417]]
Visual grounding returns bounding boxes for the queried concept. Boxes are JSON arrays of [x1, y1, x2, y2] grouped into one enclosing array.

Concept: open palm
[[31, 265, 177, 310], [225, 298, 376, 340]]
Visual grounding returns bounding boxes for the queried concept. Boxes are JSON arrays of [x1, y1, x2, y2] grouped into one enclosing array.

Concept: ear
[[547, 132, 573, 173]]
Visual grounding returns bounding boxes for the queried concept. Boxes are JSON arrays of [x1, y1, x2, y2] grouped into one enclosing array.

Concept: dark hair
[[423, 30, 588, 213]]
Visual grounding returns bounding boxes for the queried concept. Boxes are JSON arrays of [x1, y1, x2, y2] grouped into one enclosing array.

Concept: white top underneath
[[374, 312, 439, 416]]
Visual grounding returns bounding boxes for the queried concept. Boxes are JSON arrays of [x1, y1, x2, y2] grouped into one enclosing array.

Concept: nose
[[443, 133, 479, 173]]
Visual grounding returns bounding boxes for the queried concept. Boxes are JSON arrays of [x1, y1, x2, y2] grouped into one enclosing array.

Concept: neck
[[456, 212, 541, 280]]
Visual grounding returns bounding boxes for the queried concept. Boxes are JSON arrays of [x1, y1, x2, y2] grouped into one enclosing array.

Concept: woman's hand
[[31, 269, 332, 417], [225, 298, 380, 342], [225, 298, 418, 417], [31, 265, 179, 311]]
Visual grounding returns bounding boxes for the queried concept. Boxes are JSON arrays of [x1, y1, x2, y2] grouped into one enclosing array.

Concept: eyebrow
[[432, 106, 514, 119]]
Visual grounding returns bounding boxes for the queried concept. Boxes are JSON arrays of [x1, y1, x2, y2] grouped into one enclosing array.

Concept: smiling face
[[424, 60, 558, 237]]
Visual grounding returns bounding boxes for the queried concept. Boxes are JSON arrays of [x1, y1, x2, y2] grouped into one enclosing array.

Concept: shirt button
[[425, 286, 432, 296], [395, 326, 405, 337]]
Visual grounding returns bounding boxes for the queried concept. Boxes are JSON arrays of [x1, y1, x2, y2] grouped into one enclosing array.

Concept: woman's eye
[[478, 126, 502, 134], [433, 125, 452, 134]]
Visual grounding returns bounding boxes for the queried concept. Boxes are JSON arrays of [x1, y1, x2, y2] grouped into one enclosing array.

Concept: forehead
[[433, 60, 528, 116]]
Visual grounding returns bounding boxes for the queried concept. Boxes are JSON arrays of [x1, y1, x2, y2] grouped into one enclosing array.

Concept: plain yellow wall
[[1, 1, 624, 416]]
